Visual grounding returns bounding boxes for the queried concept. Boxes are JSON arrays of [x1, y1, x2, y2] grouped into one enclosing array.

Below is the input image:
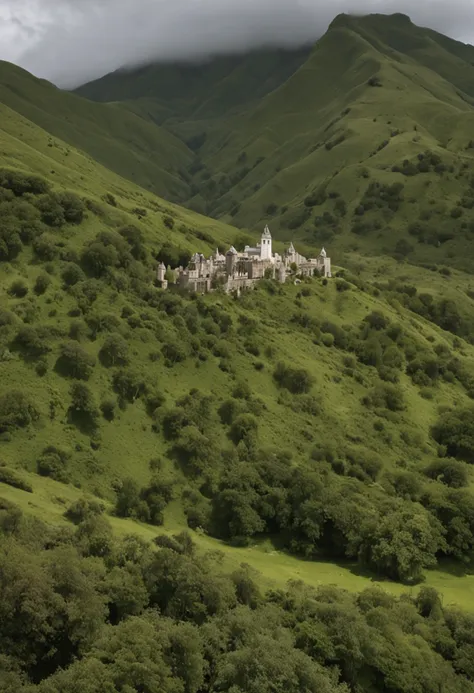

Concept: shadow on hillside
[[434, 558, 474, 578]]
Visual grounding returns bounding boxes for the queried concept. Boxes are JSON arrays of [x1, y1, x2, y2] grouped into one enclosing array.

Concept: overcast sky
[[1, 0, 474, 88]]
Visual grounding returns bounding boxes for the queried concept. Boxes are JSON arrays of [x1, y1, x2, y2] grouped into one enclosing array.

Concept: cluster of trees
[[378, 281, 474, 342], [136, 370, 474, 582], [1, 500, 474, 692], [0, 168, 86, 261]]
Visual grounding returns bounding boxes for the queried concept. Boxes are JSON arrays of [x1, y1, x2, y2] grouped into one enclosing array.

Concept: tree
[[82, 242, 119, 277], [8, 279, 28, 298], [230, 414, 259, 446], [35, 193, 66, 226], [432, 407, 474, 462], [62, 262, 86, 287], [115, 478, 140, 518], [360, 507, 446, 582], [0, 390, 38, 433], [425, 458, 469, 488], [273, 361, 314, 394], [99, 333, 129, 367], [34, 273, 51, 295], [68, 382, 99, 432], [58, 191, 86, 224]]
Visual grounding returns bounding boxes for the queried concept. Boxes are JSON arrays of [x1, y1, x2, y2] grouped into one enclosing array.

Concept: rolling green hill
[[77, 13, 474, 273]]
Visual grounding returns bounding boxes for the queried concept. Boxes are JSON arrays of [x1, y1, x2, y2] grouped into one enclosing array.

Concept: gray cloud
[[1, 0, 474, 87]]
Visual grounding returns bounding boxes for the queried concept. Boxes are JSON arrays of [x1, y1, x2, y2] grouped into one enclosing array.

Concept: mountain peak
[[328, 11, 413, 31]]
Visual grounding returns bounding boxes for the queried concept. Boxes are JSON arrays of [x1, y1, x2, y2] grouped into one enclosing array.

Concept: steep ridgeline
[[77, 13, 474, 272]]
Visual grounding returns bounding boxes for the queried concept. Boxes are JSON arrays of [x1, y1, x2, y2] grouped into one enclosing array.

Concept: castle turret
[[157, 262, 166, 282], [156, 262, 168, 289], [226, 246, 238, 275], [260, 224, 272, 261], [318, 247, 331, 278]]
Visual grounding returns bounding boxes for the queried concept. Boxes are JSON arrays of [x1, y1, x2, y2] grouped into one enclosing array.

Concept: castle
[[156, 225, 331, 293]]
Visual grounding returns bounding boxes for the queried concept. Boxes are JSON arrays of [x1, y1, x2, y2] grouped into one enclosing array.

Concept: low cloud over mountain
[[1, 0, 474, 87]]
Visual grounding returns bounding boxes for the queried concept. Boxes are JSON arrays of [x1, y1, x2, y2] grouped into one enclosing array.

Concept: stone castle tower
[[260, 224, 272, 260]]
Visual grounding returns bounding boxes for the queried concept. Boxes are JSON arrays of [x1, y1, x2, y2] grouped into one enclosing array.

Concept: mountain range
[[75, 12, 474, 271]]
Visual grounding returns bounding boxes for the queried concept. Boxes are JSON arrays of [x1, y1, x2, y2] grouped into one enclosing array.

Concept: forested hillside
[[78, 13, 474, 272]]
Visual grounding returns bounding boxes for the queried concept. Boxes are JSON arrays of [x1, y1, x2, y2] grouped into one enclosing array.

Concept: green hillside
[[77, 13, 474, 273], [3, 16, 474, 692], [3, 103, 474, 589], [0, 60, 193, 201]]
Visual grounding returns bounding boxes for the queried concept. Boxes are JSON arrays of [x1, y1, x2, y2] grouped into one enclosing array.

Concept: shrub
[[425, 458, 469, 488], [99, 334, 129, 367], [37, 445, 70, 482], [0, 168, 50, 196], [34, 274, 51, 295], [56, 341, 95, 380], [0, 391, 39, 433], [115, 478, 140, 518], [431, 408, 474, 462], [363, 383, 405, 412], [321, 333, 335, 347], [100, 398, 117, 421], [103, 192, 117, 207], [81, 242, 119, 277], [230, 414, 259, 446], [162, 341, 187, 365], [15, 326, 51, 358], [62, 263, 86, 287], [69, 320, 88, 341], [368, 76, 382, 87], [65, 497, 104, 524], [273, 361, 314, 394], [112, 368, 147, 403], [58, 191, 86, 224], [68, 383, 99, 432], [8, 280, 28, 298], [163, 215, 175, 229], [0, 223, 22, 260], [35, 193, 66, 227]]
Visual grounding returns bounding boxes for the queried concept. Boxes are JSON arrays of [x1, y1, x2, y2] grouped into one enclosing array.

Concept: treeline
[[1, 498, 474, 693]]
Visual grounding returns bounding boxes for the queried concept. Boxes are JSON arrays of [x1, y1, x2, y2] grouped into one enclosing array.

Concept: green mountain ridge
[[0, 60, 194, 201], [77, 13, 474, 273]]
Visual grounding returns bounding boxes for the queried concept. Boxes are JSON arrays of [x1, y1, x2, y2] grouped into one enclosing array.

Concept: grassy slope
[[2, 474, 474, 611], [76, 13, 474, 272], [0, 61, 193, 201], [3, 39, 474, 608], [0, 99, 235, 249], [2, 104, 474, 602], [75, 48, 312, 120]]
